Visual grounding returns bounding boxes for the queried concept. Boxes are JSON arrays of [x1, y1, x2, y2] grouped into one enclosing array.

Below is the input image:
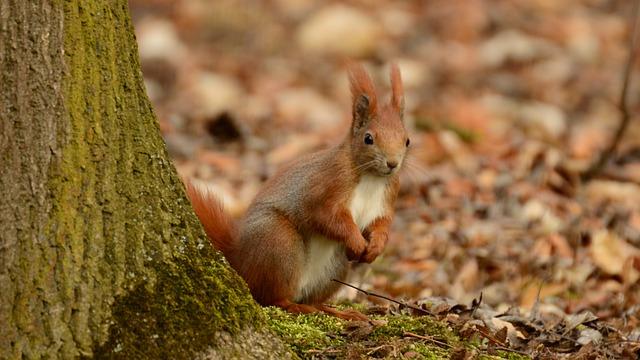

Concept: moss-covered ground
[[265, 306, 530, 359]]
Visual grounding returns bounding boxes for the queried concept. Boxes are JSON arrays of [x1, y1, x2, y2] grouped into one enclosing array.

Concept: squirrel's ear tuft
[[348, 62, 377, 129], [389, 63, 404, 117]]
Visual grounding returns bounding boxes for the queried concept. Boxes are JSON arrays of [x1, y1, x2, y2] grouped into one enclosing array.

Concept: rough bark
[[0, 1, 288, 358]]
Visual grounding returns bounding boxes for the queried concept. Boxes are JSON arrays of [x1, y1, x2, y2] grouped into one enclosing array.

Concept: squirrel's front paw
[[346, 236, 367, 261], [360, 232, 388, 263]]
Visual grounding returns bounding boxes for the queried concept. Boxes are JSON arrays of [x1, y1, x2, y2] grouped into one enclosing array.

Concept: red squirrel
[[186, 63, 408, 320]]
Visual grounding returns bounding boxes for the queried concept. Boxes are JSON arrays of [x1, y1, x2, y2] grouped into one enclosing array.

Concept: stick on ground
[[332, 278, 433, 316]]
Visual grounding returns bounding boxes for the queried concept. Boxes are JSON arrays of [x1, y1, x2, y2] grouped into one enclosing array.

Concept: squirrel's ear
[[389, 63, 404, 117], [353, 93, 370, 129], [348, 63, 377, 130]]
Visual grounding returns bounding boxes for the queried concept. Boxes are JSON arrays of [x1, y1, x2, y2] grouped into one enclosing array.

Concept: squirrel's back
[[242, 145, 355, 226]]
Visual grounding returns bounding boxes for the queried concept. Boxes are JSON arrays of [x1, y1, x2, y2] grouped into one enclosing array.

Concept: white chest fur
[[349, 175, 389, 230], [294, 175, 389, 302]]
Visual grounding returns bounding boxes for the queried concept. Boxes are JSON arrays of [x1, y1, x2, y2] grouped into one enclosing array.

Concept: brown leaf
[[454, 258, 479, 292], [590, 230, 640, 276], [532, 237, 553, 259], [563, 311, 598, 333], [342, 320, 376, 340], [494, 326, 508, 344], [449, 346, 473, 360], [548, 233, 574, 259], [520, 282, 568, 309]]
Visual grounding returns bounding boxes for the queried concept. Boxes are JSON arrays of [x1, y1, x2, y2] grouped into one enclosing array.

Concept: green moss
[[265, 307, 462, 359], [370, 315, 458, 346], [265, 307, 345, 355], [264, 306, 532, 359], [94, 254, 264, 358], [333, 301, 368, 313]]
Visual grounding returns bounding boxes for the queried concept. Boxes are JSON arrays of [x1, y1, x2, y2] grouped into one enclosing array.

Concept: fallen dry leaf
[[547, 233, 574, 259], [590, 230, 640, 276], [520, 282, 568, 309]]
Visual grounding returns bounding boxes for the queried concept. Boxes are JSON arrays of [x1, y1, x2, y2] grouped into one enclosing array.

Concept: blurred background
[[129, 0, 640, 324]]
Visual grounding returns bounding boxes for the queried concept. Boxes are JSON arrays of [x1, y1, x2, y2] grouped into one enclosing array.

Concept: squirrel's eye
[[406, 138, 410, 147], [364, 133, 374, 145]]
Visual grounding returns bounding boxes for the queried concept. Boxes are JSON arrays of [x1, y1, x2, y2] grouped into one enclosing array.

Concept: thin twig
[[331, 278, 433, 316], [530, 279, 545, 321], [583, 0, 640, 181], [403, 332, 452, 348]]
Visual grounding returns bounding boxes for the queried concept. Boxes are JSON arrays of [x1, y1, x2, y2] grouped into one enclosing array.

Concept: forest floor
[[130, 0, 640, 358]]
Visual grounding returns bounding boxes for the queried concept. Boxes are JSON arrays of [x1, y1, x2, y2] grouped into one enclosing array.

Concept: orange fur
[[390, 63, 404, 114], [186, 63, 407, 320], [184, 180, 236, 253], [348, 62, 378, 113]]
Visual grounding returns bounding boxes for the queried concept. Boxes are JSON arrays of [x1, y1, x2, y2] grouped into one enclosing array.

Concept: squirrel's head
[[348, 63, 408, 177]]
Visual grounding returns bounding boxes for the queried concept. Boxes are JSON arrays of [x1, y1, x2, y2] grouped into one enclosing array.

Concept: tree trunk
[[0, 1, 288, 358]]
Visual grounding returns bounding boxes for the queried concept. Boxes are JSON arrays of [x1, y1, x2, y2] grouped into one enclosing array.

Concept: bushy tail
[[184, 179, 237, 254]]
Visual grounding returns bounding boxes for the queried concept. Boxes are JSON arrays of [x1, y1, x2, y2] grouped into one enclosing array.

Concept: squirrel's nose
[[386, 160, 398, 170]]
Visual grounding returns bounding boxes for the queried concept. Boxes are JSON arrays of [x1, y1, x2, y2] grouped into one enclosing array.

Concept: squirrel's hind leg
[[238, 212, 305, 305], [273, 299, 319, 315]]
